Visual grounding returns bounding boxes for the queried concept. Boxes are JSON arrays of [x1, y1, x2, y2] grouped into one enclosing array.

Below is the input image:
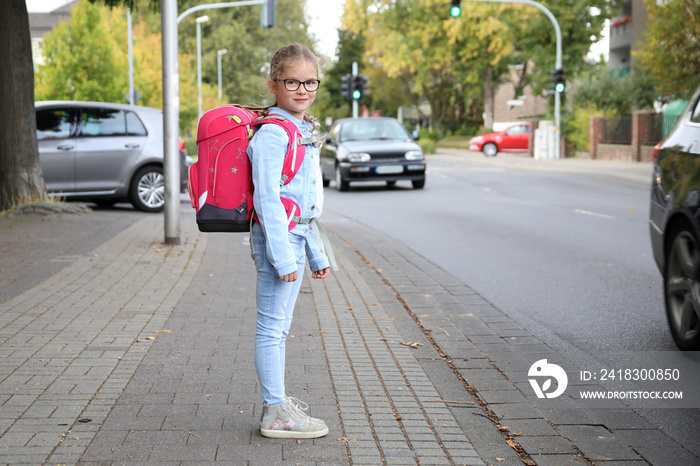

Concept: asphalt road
[[325, 151, 667, 353]]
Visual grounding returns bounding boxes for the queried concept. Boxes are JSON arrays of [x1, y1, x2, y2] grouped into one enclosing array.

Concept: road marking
[[574, 209, 614, 219]]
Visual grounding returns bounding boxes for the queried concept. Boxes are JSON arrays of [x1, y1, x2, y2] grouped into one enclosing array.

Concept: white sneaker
[[260, 397, 329, 439]]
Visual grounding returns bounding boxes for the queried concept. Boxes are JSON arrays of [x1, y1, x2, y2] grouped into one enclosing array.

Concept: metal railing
[[602, 116, 632, 144]]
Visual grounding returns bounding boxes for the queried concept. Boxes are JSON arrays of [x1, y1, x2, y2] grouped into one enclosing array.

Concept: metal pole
[[352, 61, 358, 118], [177, 0, 265, 24], [197, 21, 202, 117], [196, 16, 210, 118], [127, 6, 134, 105], [467, 0, 562, 158], [162, 0, 180, 244], [217, 49, 227, 101]]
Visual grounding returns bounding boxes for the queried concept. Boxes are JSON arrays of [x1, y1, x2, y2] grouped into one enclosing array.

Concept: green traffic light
[[353, 90, 361, 99], [450, 6, 461, 17], [555, 82, 565, 93]]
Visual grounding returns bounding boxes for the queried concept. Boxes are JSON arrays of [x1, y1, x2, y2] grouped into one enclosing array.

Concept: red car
[[469, 123, 531, 157]]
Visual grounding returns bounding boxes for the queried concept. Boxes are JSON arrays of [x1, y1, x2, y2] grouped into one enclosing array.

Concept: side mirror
[[412, 130, 420, 141]]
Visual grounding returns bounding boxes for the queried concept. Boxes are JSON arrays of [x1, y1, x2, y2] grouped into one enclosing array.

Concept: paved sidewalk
[[0, 190, 698, 465]]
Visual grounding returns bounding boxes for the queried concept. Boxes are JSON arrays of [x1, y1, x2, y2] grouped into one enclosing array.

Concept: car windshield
[[339, 120, 409, 142]]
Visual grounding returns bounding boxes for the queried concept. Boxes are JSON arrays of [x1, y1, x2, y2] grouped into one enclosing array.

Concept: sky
[[26, 0, 607, 62], [305, 0, 345, 59]]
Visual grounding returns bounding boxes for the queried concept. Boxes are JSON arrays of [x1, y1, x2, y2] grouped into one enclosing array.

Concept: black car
[[649, 86, 700, 350], [320, 117, 426, 191]]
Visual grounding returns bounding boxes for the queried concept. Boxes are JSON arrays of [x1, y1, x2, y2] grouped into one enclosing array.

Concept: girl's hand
[[280, 271, 298, 282], [312, 268, 330, 280]]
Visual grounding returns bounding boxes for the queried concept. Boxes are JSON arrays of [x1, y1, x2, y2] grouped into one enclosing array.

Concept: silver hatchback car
[[35, 101, 191, 212]]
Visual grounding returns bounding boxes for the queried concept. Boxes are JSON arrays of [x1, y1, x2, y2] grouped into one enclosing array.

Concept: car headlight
[[348, 152, 371, 163], [405, 150, 424, 161], [470, 136, 483, 144]]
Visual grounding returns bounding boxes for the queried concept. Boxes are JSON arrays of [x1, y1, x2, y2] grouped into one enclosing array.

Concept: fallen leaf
[[399, 341, 423, 348], [496, 458, 506, 462]]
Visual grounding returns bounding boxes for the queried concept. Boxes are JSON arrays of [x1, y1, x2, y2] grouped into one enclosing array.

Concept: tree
[[501, 0, 609, 106], [573, 64, 659, 115], [637, 0, 700, 100], [0, 0, 46, 211], [344, 0, 514, 130], [35, 1, 128, 102]]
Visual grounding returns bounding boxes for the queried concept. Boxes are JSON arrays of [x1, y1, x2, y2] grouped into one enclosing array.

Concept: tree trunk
[[483, 65, 495, 130], [0, 0, 46, 211]]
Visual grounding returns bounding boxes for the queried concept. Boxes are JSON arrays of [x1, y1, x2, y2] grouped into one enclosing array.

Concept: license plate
[[375, 165, 404, 174]]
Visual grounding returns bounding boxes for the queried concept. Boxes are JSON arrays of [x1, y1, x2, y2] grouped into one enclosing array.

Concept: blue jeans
[[251, 223, 306, 405]]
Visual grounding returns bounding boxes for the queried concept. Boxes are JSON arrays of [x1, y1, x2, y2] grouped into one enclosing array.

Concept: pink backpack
[[188, 105, 315, 232]]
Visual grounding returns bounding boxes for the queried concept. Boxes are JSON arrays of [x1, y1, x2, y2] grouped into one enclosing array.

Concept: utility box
[[534, 120, 556, 160]]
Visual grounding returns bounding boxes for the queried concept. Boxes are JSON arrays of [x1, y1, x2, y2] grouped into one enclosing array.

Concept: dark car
[[469, 123, 531, 157], [320, 117, 426, 191], [649, 86, 700, 350], [35, 101, 192, 212]]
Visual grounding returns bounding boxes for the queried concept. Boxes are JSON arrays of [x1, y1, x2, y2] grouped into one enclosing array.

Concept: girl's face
[[268, 60, 318, 120]]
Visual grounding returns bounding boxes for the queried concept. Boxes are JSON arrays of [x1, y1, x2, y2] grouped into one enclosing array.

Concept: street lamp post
[[196, 15, 210, 118], [217, 49, 228, 101]]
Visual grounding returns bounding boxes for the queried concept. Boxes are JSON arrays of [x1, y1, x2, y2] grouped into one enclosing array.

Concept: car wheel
[[335, 165, 349, 192], [483, 143, 498, 157], [322, 173, 330, 187], [412, 178, 425, 189], [664, 225, 700, 350], [130, 165, 165, 212]]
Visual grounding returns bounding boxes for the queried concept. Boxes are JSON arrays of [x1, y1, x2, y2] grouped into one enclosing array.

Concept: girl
[[247, 44, 333, 439]]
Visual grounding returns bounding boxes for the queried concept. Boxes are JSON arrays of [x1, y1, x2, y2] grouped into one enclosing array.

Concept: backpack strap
[[253, 116, 308, 185], [290, 216, 338, 271]]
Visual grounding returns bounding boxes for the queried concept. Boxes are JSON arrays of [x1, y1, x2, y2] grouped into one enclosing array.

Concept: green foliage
[[637, 0, 700, 100], [35, 1, 128, 102], [572, 65, 659, 115], [312, 29, 363, 129], [418, 127, 440, 142], [564, 105, 598, 153], [184, 136, 197, 159], [417, 138, 436, 155], [436, 135, 470, 149]]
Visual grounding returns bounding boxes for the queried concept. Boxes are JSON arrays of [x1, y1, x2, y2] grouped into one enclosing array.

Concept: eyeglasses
[[276, 79, 321, 92]]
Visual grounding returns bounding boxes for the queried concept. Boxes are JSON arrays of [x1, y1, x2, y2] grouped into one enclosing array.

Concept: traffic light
[[549, 68, 565, 93], [450, 0, 461, 17], [340, 74, 352, 101], [352, 74, 370, 100], [260, 0, 276, 29]]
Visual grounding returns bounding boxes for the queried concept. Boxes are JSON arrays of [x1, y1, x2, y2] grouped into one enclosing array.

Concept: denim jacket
[[247, 107, 329, 277]]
